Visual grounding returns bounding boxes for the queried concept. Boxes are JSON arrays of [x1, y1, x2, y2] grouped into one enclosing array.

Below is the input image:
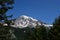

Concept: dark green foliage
[[14, 27, 34, 40], [49, 16, 60, 40], [34, 25, 47, 40], [24, 26, 47, 40], [0, 0, 15, 40], [0, 0, 14, 14], [25, 27, 34, 40]]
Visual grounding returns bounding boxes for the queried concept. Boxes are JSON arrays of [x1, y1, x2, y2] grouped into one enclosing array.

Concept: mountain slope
[[12, 15, 52, 28]]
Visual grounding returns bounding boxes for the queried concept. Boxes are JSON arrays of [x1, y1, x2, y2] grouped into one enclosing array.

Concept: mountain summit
[[12, 15, 52, 28]]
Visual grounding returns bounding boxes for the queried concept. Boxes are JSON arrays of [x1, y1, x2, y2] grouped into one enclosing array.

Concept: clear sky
[[7, 0, 60, 24]]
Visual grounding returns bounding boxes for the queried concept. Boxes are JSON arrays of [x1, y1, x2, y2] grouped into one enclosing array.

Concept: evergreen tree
[[26, 25, 47, 40], [34, 25, 47, 40], [0, 0, 15, 40], [49, 16, 60, 40], [25, 27, 34, 40]]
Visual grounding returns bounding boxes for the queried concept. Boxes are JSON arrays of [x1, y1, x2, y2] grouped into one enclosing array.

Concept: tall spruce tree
[[49, 16, 60, 40], [0, 0, 15, 40]]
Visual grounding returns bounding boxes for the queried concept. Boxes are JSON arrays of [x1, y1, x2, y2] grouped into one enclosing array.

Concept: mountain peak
[[20, 15, 38, 21], [20, 15, 29, 19], [12, 15, 52, 28]]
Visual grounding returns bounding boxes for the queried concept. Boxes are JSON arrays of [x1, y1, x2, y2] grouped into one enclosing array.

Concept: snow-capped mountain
[[12, 15, 52, 28]]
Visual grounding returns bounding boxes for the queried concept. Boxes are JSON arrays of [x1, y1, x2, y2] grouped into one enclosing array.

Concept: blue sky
[[7, 0, 60, 24]]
